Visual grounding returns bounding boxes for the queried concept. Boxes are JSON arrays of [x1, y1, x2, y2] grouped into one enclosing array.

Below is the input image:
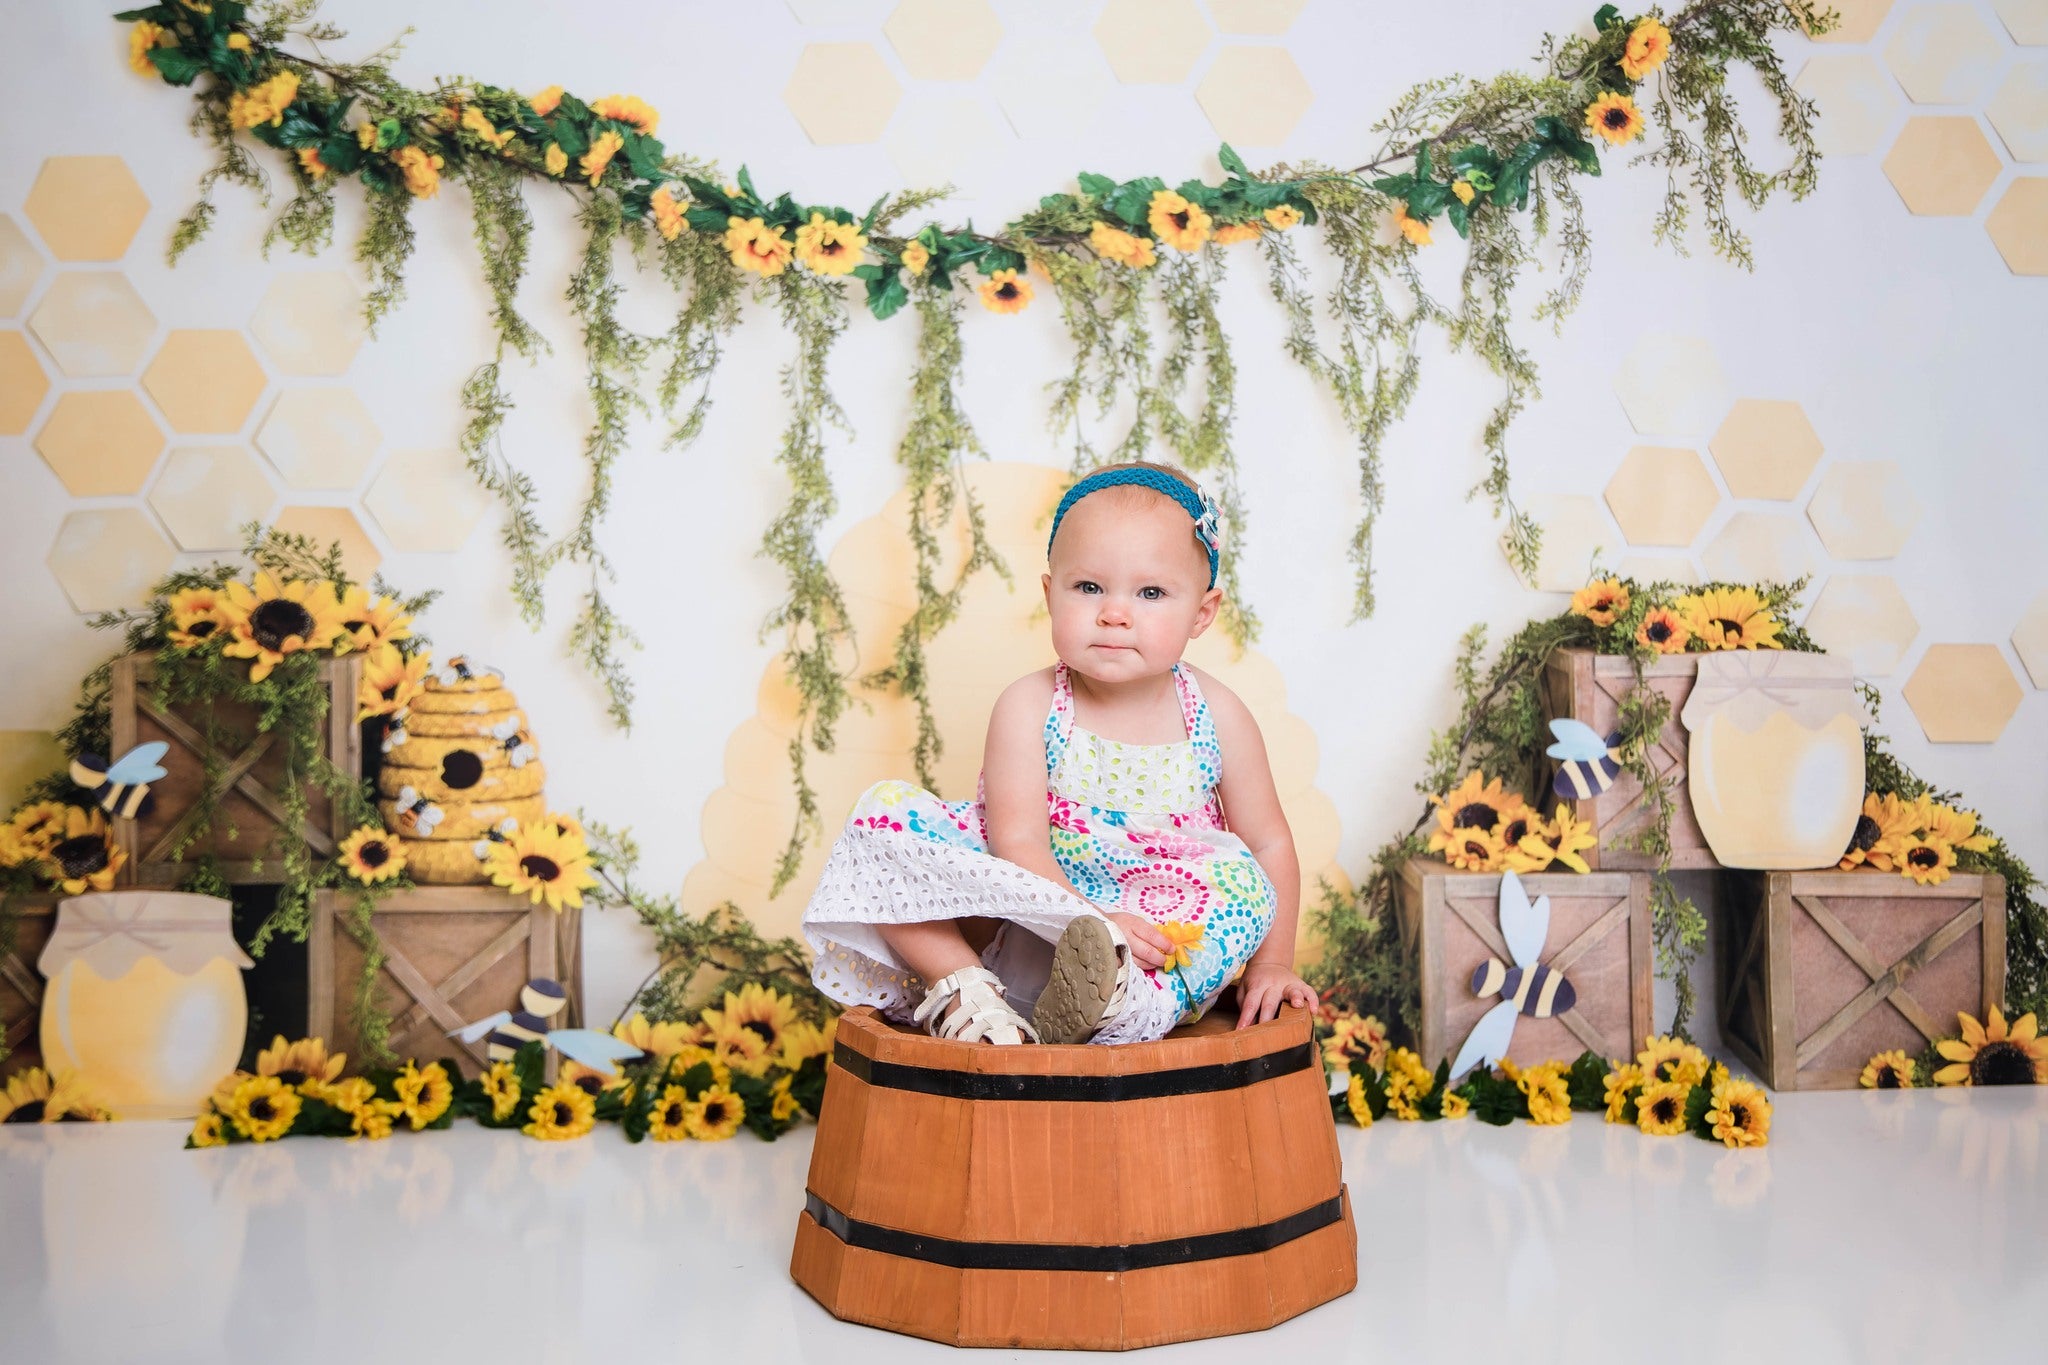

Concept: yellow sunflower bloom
[[1263, 204, 1302, 230], [1428, 770, 1529, 843], [129, 21, 174, 76], [1441, 1089, 1470, 1119], [1158, 920, 1206, 972], [697, 984, 800, 1067], [1344, 1073, 1373, 1128], [1451, 180, 1476, 205], [1675, 587, 1784, 651], [684, 1085, 746, 1140], [666, 1045, 732, 1088], [1919, 800, 1995, 855], [648, 1085, 693, 1140], [255, 1035, 347, 1090], [1570, 578, 1630, 626], [544, 143, 569, 177], [977, 268, 1033, 314], [1706, 1078, 1770, 1149], [523, 1081, 597, 1140], [1635, 1081, 1689, 1135], [580, 129, 625, 186], [899, 240, 930, 275], [220, 572, 346, 682], [1515, 804, 1598, 876], [225, 1074, 302, 1142], [1213, 221, 1262, 245], [1321, 1011, 1390, 1074], [356, 644, 431, 721], [1, 1069, 58, 1123], [1586, 91, 1646, 146], [460, 105, 515, 152], [1637, 1034, 1709, 1088], [1517, 1060, 1572, 1124], [1635, 606, 1690, 654], [794, 212, 867, 275], [351, 1098, 402, 1139], [168, 583, 236, 650], [1147, 189, 1213, 252], [338, 825, 406, 885], [188, 1110, 228, 1148], [590, 94, 659, 136], [2, 801, 71, 864], [391, 144, 445, 199], [529, 85, 564, 117], [1603, 1062, 1644, 1122], [1839, 792, 1916, 872], [1438, 823, 1507, 873], [1089, 220, 1157, 269], [42, 806, 125, 895], [1895, 833, 1957, 886], [560, 1060, 627, 1101], [725, 216, 794, 277], [613, 1012, 702, 1064], [650, 186, 686, 242], [777, 1016, 838, 1070], [357, 122, 381, 151], [228, 71, 300, 130], [1860, 1050, 1916, 1089], [480, 1060, 522, 1122], [484, 821, 599, 912], [1394, 202, 1432, 247], [296, 147, 329, 179], [392, 1061, 453, 1129], [1621, 18, 1673, 81], [320, 1076, 375, 1111], [1934, 1007, 2048, 1086]]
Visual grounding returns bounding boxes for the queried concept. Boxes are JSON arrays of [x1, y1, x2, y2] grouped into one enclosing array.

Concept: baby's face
[[1042, 494, 1221, 685]]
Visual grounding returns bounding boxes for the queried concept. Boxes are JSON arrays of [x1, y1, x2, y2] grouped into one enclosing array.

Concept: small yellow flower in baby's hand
[[1157, 920, 1205, 971]]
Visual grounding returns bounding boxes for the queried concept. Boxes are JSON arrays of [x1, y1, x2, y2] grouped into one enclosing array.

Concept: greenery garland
[[120, 0, 1833, 879]]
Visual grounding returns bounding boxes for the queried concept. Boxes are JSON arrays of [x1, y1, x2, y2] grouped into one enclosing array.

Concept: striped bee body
[[1552, 752, 1622, 801], [1469, 956, 1577, 1020], [69, 745, 166, 820], [486, 1010, 552, 1062]]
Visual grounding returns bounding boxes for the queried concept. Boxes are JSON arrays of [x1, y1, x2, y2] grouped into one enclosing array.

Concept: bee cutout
[[449, 978, 644, 1075], [488, 717, 536, 768], [381, 711, 411, 753], [1546, 718, 1623, 800], [391, 785, 445, 836], [437, 656, 502, 687], [1446, 870, 1578, 1082], [471, 816, 520, 860], [69, 742, 169, 820]]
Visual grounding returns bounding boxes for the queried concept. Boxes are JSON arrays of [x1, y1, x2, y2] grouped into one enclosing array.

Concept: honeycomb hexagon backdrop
[[1613, 333, 1730, 437], [784, 43, 902, 145], [0, 214, 44, 317], [1986, 177, 2048, 274], [1795, 54, 1903, 157], [1210, 0, 1308, 35], [48, 509, 176, 614], [1803, 574, 1921, 677], [149, 446, 279, 552], [1604, 446, 1720, 547], [1197, 46, 1313, 146], [255, 388, 382, 490], [23, 156, 149, 263], [28, 272, 157, 378], [1815, 0, 1899, 45], [992, 31, 1113, 139], [0, 330, 49, 434], [1883, 116, 2003, 216], [143, 329, 268, 433], [1095, 0, 1211, 84], [1902, 644, 2025, 743], [34, 390, 164, 497], [1710, 399, 1824, 501], [1987, 60, 2048, 162], [1806, 462, 1921, 560], [1996, 0, 2048, 45], [681, 461, 1349, 950], [884, 0, 1002, 81], [1884, 3, 2005, 105]]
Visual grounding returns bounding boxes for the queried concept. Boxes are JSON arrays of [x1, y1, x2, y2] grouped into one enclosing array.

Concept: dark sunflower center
[[53, 835, 109, 879], [1501, 818, 1531, 845], [380, 684, 400, 701], [250, 598, 316, 651], [359, 840, 390, 868], [345, 618, 372, 636], [573, 1074, 604, 1096], [1850, 815, 1882, 854], [275, 1067, 308, 1087], [440, 751, 484, 789], [1651, 1096, 1678, 1122], [520, 855, 561, 882], [1713, 617, 1744, 640], [6, 1101, 46, 1123], [1604, 106, 1630, 129], [663, 1102, 684, 1126], [704, 1101, 728, 1124], [553, 1101, 574, 1125], [742, 1020, 777, 1045], [996, 282, 1020, 300], [1646, 619, 1673, 642], [187, 619, 219, 639], [1452, 802, 1499, 830], [1877, 1067, 1902, 1089], [1909, 846, 1941, 870], [1462, 839, 1489, 860], [1973, 1041, 2037, 1086], [250, 1097, 275, 1122], [1729, 1103, 1750, 1127], [1169, 210, 1190, 230]]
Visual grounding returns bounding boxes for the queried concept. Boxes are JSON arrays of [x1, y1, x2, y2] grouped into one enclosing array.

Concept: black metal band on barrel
[[805, 1192, 1344, 1273], [831, 1040, 1315, 1101]]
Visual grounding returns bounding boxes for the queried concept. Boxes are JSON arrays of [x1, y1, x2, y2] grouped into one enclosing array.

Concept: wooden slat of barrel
[[1264, 1187, 1358, 1325], [846, 1086, 973, 1240], [967, 1094, 1122, 1245]]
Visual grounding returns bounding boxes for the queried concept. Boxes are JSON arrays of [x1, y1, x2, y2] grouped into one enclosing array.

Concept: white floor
[[3, 1087, 2045, 1364]]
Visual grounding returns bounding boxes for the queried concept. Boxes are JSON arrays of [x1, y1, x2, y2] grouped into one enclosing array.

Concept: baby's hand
[[1106, 912, 1171, 971], [1235, 962, 1318, 1029]]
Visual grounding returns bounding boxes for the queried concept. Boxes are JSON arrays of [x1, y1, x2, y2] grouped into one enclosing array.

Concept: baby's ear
[[1188, 586, 1224, 638]]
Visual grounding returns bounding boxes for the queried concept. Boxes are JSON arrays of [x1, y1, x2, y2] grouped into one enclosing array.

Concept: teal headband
[[1047, 468, 1221, 588]]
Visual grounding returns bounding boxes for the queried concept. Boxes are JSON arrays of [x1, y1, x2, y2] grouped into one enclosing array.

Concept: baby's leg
[[877, 919, 982, 987]]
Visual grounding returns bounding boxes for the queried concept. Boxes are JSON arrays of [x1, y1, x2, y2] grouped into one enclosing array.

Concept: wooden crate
[[0, 894, 60, 1083], [1396, 858, 1654, 1071], [1717, 870, 2005, 1091], [111, 652, 363, 886], [1539, 648, 1714, 870], [307, 887, 583, 1078]]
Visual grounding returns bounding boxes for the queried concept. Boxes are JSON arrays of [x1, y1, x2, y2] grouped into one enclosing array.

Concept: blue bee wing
[[106, 741, 170, 784], [1498, 871, 1551, 970], [1448, 1000, 1521, 1082], [449, 1010, 512, 1044], [1544, 718, 1608, 762], [548, 1029, 644, 1075]]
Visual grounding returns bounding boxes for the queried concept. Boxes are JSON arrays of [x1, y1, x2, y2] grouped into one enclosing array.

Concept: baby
[[802, 461, 1318, 1046]]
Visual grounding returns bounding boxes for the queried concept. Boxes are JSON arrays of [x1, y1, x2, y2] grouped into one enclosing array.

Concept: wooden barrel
[[789, 1004, 1355, 1350]]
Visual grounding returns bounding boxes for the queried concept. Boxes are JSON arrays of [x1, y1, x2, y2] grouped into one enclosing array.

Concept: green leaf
[[1077, 171, 1117, 198], [1566, 1051, 1610, 1111], [684, 206, 730, 234], [1105, 177, 1165, 229], [623, 133, 667, 182], [1446, 200, 1470, 238], [791, 1053, 828, 1119], [737, 165, 760, 201], [857, 193, 887, 235], [513, 1040, 546, 1095], [556, 93, 592, 123], [1217, 142, 1250, 179], [1683, 1084, 1716, 1139], [275, 111, 323, 149], [1594, 4, 1623, 32], [318, 135, 362, 174], [865, 271, 908, 320], [550, 118, 588, 159], [1450, 145, 1502, 177], [981, 246, 1025, 276], [146, 46, 206, 86], [1404, 181, 1451, 217], [1241, 181, 1291, 210]]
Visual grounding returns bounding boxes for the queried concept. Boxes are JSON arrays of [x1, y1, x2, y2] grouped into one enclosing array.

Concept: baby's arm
[[1199, 670, 1319, 1025]]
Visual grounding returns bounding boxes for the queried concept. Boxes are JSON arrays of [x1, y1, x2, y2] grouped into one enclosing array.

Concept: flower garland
[[1860, 1006, 2048, 1090], [0, 1066, 111, 1124], [118, 0, 1832, 887]]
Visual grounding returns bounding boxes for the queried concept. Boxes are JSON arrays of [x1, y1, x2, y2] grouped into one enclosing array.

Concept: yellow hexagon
[[2013, 591, 2048, 688], [0, 215, 41, 318], [0, 331, 49, 435], [1210, 0, 1307, 35], [884, 0, 1002, 81], [28, 272, 158, 378], [1813, 0, 1896, 44], [1986, 177, 2048, 274], [270, 506, 382, 583], [992, 31, 1113, 139], [365, 449, 489, 553], [34, 390, 165, 496], [1996, 0, 2048, 45], [0, 730, 64, 815], [23, 156, 151, 263], [1095, 0, 1210, 84], [1989, 62, 2048, 163], [1699, 511, 1816, 585], [48, 509, 176, 613], [1803, 574, 1919, 677], [1795, 54, 1901, 157], [1902, 644, 2024, 743], [1805, 462, 1920, 560], [255, 388, 382, 490], [887, 95, 1003, 190], [1603, 446, 1720, 547], [784, 43, 903, 146], [143, 330, 268, 434], [1883, 116, 2003, 216], [250, 271, 367, 377], [1612, 333, 1729, 437], [1196, 46, 1312, 147], [1708, 399, 1824, 501], [1522, 494, 1617, 594], [1885, 4, 2004, 104], [149, 446, 278, 552]]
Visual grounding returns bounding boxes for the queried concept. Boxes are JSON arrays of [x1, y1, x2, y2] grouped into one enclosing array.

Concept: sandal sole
[[1033, 916, 1121, 1045]]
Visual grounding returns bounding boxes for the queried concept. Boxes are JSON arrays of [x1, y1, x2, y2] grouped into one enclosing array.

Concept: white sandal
[[1032, 915, 1134, 1045], [912, 965, 1039, 1045]]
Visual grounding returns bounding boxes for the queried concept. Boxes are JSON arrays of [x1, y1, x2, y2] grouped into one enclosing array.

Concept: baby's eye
[[1074, 580, 1101, 595], [1138, 586, 1166, 601]]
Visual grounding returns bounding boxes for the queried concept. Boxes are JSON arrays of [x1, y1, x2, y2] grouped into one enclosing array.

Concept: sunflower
[[580, 129, 625, 186], [1147, 189, 1212, 252], [897, 240, 930, 275], [1517, 1060, 1572, 1124], [769, 1073, 801, 1122], [1569, 578, 1630, 627], [1934, 1007, 2048, 1086], [42, 806, 124, 895], [391, 144, 445, 199], [393, 1060, 453, 1129], [1706, 1078, 1771, 1149], [460, 105, 515, 153], [1428, 770, 1529, 842], [1915, 799, 1995, 855], [357, 644, 432, 721], [1520, 804, 1599, 875], [1635, 1081, 1689, 1136], [255, 1035, 346, 1091], [1264, 204, 1302, 230], [188, 1110, 228, 1148], [523, 1081, 597, 1140], [333, 586, 412, 653], [484, 822, 599, 912], [320, 1076, 375, 1111], [589, 93, 659, 136], [351, 1098, 402, 1140], [684, 1085, 746, 1141], [650, 186, 685, 241], [2, 800, 71, 863], [1344, 1073, 1373, 1128], [339, 825, 406, 885], [1620, 18, 1673, 81], [1212, 221, 1262, 245], [1451, 180, 1476, 205], [1603, 1062, 1645, 1122], [711, 1020, 775, 1078], [1586, 91, 1646, 146], [0, 1069, 56, 1122], [666, 1045, 732, 1088], [977, 268, 1033, 314], [224, 1074, 302, 1142], [648, 1085, 693, 1141], [544, 143, 569, 177], [794, 212, 867, 275], [560, 1060, 627, 1100], [1859, 1050, 1916, 1089], [1393, 202, 1432, 247], [228, 70, 299, 129], [1895, 833, 1957, 886], [1637, 1034, 1709, 1088], [1838, 792, 1916, 872], [613, 1012, 702, 1064], [1438, 823, 1507, 873], [1441, 1090, 1470, 1119], [165, 585, 232, 650], [1675, 587, 1784, 651], [1089, 220, 1157, 269], [528, 84, 564, 117], [129, 19, 174, 75], [1321, 1011, 1390, 1075], [724, 216, 793, 277], [777, 1015, 838, 1070], [480, 1060, 522, 1122], [1636, 607, 1690, 654], [220, 573, 346, 682], [697, 983, 800, 1066]]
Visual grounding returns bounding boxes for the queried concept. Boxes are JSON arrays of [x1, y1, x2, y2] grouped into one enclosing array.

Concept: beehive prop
[[377, 665, 544, 884]]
